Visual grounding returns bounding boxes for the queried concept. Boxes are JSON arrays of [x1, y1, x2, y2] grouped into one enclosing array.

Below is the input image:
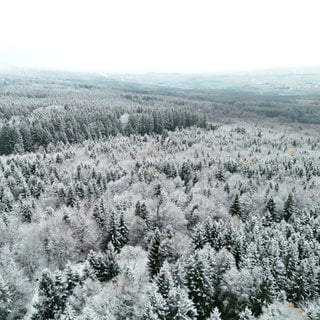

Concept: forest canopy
[[0, 71, 319, 320]]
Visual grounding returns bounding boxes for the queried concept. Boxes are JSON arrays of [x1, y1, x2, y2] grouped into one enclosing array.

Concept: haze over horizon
[[1, 0, 320, 74]]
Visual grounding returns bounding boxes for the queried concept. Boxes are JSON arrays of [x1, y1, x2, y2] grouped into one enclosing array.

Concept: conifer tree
[[208, 308, 222, 320], [166, 287, 197, 320], [135, 201, 150, 226], [155, 262, 175, 299], [283, 193, 294, 221], [230, 194, 241, 217], [250, 271, 275, 316], [31, 269, 58, 320], [0, 275, 12, 320], [107, 211, 122, 252], [143, 289, 168, 320], [266, 197, 278, 222], [66, 187, 76, 207], [147, 229, 165, 279], [87, 248, 120, 282], [60, 303, 77, 320], [65, 265, 80, 294], [239, 307, 255, 320], [118, 211, 129, 248], [192, 225, 204, 250], [20, 202, 33, 223], [93, 203, 105, 228], [185, 253, 214, 320]]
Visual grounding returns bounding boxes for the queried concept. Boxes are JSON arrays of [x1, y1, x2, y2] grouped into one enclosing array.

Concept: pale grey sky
[[0, 0, 319, 73]]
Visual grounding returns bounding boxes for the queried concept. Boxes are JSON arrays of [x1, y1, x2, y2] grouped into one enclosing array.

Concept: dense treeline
[[0, 120, 320, 319], [0, 104, 206, 155], [1, 72, 320, 319], [0, 75, 208, 155]]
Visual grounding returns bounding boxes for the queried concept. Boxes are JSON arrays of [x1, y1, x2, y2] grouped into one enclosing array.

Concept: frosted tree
[[118, 212, 129, 248], [266, 197, 278, 222], [106, 211, 122, 252], [143, 289, 168, 320], [208, 308, 222, 320], [304, 298, 320, 320], [31, 269, 59, 320], [155, 262, 175, 299], [0, 275, 12, 320], [239, 307, 255, 320], [230, 194, 241, 217], [59, 303, 77, 320], [148, 229, 165, 279], [283, 193, 295, 222], [86, 248, 120, 282], [185, 252, 214, 319], [166, 287, 197, 320], [135, 201, 150, 227]]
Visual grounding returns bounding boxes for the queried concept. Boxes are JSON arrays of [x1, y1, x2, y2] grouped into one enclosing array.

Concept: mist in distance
[[1, 0, 320, 74]]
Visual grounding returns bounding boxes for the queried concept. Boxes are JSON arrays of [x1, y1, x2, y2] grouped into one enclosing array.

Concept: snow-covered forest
[[0, 72, 320, 319]]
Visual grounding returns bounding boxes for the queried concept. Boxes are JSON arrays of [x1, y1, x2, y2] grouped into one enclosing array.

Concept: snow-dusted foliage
[[0, 73, 319, 319]]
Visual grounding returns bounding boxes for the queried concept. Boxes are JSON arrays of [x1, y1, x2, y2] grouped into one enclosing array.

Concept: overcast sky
[[0, 0, 319, 73]]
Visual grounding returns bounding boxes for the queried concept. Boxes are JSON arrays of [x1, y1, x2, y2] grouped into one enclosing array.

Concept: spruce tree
[[143, 289, 168, 320], [93, 203, 105, 228], [229, 194, 241, 217], [283, 193, 294, 221], [87, 248, 120, 282], [239, 307, 255, 320], [107, 211, 122, 252], [65, 265, 80, 294], [118, 212, 129, 248], [20, 202, 33, 223], [166, 287, 197, 320], [155, 262, 175, 299], [185, 253, 214, 320], [208, 308, 222, 320], [31, 269, 58, 320], [192, 225, 204, 250], [0, 275, 12, 320], [135, 201, 150, 226], [266, 197, 277, 222], [66, 187, 76, 207], [147, 229, 165, 279], [60, 303, 77, 320]]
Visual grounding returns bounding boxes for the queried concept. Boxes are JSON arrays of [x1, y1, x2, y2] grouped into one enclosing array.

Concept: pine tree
[[266, 197, 278, 222], [180, 161, 192, 186], [65, 264, 80, 294], [185, 253, 214, 320], [20, 202, 33, 223], [107, 211, 122, 252], [143, 289, 168, 320], [239, 307, 255, 320], [208, 308, 222, 320], [250, 271, 275, 316], [59, 303, 77, 320], [229, 194, 241, 217], [0, 275, 12, 320], [118, 212, 129, 248], [148, 229, 165, 279], [93, 203, 105, 228], [87, 248, 120, 282], [135, 201, 150, 226], [155, 262, 175, 299], [305, 298, 320, 320], [54, 271, 68, 312], [66, 187, 76, 207], [192, 225, 204, 250], [31, 269, 58, 320], [166, 287, 197, 320], [283, 193, 294, 221]]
